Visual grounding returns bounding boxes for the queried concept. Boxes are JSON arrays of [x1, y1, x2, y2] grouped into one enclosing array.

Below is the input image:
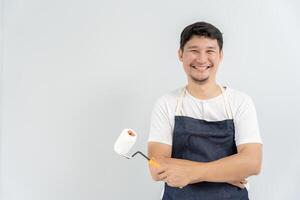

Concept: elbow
[[249, 159, 262, 176], [252, 162, 262, 175]]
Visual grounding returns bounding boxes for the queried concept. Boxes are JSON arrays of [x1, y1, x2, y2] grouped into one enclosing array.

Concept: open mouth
[[191, 65, 211, 71]]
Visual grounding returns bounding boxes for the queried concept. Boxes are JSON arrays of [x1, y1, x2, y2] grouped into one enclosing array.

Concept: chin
[[191, 77, 210, 84]]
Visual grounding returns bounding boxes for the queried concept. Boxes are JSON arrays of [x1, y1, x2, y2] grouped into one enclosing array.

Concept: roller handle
[[148, 159, 160, 168]]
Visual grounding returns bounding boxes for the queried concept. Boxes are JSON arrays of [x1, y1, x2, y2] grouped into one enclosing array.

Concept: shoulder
[[150, 87, 183, 118], [226, 88, 262, 145], [226, 87, 254, 108], [225, 87, 258, 122], [154, 88, 182, 108]]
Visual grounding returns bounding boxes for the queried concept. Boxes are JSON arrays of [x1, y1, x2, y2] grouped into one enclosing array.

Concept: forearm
[[191, 152, 261, 183], [164, 156, 252, 183], [149, 142, 262, 187]]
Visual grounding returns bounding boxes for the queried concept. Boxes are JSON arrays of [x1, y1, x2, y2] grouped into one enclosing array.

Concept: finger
[[158, 172, 168, 181], [155, 165, 167, 174], [235, 182, 245, 189], [166, 182, 183, 188], [228, 181, 245, 189], [156, 168, 165, 174], [166, 181, 176, 187]]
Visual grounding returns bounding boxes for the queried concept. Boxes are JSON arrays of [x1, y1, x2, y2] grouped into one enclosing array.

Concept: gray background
[[1, 0, 300, 199]]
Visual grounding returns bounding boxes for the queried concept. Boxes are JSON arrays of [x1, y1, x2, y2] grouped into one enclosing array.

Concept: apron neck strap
[[175, 86, 186, 116], [220, 86, 233, 119], [175, 85, 233, 119]]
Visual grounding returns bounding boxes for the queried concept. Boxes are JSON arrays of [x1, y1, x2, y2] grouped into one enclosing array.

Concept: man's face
[[178, 36, 223, 84]]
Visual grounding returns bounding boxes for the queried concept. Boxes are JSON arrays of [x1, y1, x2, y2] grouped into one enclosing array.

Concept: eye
[[207, 50, 215, 54]]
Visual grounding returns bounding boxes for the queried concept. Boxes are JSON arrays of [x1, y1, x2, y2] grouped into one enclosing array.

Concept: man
[[148, 22, 263, 200]]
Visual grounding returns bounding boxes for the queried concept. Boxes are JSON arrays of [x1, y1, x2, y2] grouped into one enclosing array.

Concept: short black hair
[[180, 22, 223, 50]]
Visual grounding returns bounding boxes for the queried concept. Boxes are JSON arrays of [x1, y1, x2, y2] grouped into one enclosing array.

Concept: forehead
[[185, 36, 219, 49]]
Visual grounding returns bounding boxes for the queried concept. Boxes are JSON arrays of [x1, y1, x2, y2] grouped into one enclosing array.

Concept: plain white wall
[[0, 0, 4, 197], [1, 0, 300, 199]]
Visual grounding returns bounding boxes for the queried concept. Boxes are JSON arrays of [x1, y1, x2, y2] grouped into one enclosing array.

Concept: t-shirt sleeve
[[148, 96, 173, 145], [234, 95, 263, 146]]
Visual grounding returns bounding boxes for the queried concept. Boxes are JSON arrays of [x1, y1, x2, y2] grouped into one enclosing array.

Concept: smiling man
[[148, 22, 263, 200]]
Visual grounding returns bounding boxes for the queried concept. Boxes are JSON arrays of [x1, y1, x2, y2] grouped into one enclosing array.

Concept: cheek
[[182, 62, 191, 74], [183, 59, 193, 70], [182, 54, 195, 65], [209, 54, 221, 63]]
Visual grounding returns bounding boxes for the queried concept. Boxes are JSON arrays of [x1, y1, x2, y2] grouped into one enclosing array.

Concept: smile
[[191, 65, 211, 70]]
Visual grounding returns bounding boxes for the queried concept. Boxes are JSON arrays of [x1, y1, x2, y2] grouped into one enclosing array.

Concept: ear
[[178, 49, 183, 62], [219, 50, 223, 61]]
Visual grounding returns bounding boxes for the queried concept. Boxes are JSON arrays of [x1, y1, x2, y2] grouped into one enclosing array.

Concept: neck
[[186, 80, 221, 100]]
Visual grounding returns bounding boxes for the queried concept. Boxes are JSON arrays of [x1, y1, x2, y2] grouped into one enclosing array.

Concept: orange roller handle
[[148, 159, 160, 168]]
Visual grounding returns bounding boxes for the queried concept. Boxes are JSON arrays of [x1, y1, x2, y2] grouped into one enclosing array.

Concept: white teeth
[[192, 65, 210, 69]]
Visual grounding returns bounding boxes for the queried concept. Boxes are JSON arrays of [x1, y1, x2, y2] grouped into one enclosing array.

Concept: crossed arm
[[148, 142, 262, 188]]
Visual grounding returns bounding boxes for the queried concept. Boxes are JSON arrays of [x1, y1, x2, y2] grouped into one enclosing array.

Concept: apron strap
[[220, 86, 233, 119], [175, 87, 186, 116], [175, 85, 233, 119]]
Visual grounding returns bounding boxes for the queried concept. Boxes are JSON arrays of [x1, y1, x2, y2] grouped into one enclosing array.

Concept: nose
[[195, 52, 208, 63]]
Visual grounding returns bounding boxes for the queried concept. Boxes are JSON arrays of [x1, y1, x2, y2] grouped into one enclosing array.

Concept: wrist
[[189, 162, 206, 184]]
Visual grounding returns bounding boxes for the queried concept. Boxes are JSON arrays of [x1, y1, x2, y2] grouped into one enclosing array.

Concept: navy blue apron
[[162, 86, 249, 200]]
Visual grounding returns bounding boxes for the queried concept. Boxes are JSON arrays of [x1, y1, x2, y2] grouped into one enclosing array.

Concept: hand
[[227, 179, 247, 189], [155, 157, 196, 188], [148, 158, 164, 181]]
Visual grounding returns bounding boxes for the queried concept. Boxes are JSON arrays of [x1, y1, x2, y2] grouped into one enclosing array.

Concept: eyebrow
[[186, 45, 199, 49], [186, 45, 217, 49], [207, 46, 217, 49]]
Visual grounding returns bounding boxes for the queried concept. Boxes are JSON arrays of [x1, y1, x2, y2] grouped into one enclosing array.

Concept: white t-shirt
[[148, 86, 262, 146]]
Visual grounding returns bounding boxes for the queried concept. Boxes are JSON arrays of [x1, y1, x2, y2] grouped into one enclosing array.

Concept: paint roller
[[114, 128, 159, 168]]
